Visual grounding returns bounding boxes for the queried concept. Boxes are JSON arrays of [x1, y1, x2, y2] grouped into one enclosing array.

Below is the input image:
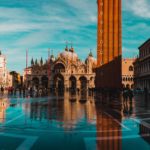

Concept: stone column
[[87, 80, 90, 97], [76, 79, 80, 95], [64, 77, 69, 91]]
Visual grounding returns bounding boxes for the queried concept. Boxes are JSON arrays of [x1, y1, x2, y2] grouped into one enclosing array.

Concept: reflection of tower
[[97, 0, 122, 66], [96, 107, 122, 149]]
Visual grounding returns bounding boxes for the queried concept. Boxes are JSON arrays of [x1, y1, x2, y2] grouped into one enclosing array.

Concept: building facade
[[122, 58, 135, 89], [24, 46, 97, 92], [96, 0, 122, 89], [0, 51, 7, 87], [134, 39, 150, 93], [10, 71, 22, 88], [0, 51, 13, 88]]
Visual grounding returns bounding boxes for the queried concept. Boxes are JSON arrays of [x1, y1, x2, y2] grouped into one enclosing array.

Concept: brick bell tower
[[96, 0, 122, 89], [97, 0, 122, 66]]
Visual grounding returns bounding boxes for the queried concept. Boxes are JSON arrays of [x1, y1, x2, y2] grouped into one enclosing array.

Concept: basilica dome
[[85, 51, 97, 66], [60, 47, 78, 62]]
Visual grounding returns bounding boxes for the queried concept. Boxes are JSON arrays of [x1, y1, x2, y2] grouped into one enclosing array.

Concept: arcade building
[[122, 58, 135, 89], [134, 39, 150, 93], [23, 46, 97, 92]]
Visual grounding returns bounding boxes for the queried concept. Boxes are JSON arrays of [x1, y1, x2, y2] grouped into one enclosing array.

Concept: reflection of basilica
[[24, 45, 96, 92], [0, 99, 8, 123], [62, 92, 96, 129], [28, 92, 96, 130]]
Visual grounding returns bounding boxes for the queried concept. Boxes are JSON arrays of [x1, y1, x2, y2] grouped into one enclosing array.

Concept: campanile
[[97, 0, 122, 66]]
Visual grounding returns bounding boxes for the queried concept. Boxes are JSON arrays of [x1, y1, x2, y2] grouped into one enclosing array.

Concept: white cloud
[[123, 0, 150, 18], [122, 47, 138, 58], [0, 0, 97, 73]]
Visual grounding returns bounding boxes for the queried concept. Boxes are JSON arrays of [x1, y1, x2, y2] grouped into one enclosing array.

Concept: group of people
[[0, 86, 4, 95], [122, 88, 134, 103], [27, 87, 49, 97], [0, 85, 50, 98]]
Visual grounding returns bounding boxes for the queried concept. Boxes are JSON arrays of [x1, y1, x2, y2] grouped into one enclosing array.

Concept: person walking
[[128, 88, 134, 103], [23, 86, 26, 97], [123, 88, 128, 104]]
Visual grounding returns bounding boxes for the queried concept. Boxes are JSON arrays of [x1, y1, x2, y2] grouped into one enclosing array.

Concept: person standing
[[144, 87, 148, 102], [1, 86, 4, 95]]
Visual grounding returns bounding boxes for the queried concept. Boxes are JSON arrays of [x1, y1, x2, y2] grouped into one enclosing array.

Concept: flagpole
[[26, 49, 28, 87], [25, 49, 28, 125]]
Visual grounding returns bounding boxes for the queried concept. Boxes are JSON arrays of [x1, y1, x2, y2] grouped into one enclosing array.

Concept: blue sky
[[0, 0, 150, 73]]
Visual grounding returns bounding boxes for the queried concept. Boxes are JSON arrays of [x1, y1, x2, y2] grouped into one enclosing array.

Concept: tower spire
[[65, 41, 68, 51], [70, 41, 74, 52], [51, 49, 53, 56], [89, 49, 93, 57]]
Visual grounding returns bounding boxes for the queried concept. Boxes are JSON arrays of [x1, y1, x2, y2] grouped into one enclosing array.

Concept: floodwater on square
[[0, 92, 150, 150]]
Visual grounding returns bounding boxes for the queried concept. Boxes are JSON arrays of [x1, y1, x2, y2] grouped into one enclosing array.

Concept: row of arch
[[32, 76, 48, 88], [122, 84, 134, 89], [54, 62, 87, 74], [29, 74, 91, 91], [54, 75, 88, 91], [122, 77, 134, 82]]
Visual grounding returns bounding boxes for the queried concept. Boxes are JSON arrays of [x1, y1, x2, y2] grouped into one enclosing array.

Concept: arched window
[[129, 65, 133, 71], [54, 63, 65, 73]]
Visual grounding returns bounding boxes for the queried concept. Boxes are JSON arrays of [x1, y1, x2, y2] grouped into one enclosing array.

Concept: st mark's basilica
[[24, 45, 97, 93]]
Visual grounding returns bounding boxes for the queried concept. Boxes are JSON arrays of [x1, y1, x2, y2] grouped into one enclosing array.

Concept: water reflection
[[122, 100, 134, 117], [0, 98, 8, 123], [29, 91, 96, 130], [96, 93, 122, 150], [0, 92, 150, 150]]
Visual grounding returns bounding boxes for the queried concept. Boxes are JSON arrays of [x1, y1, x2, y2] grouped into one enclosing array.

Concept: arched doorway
[[79, 76, 88, 101], [41, 76, 48, 89], [69, 76, 77, 94], [79, 76, 87, 91], [32, 77, 39, 88], [69, 76, 76, 90], [54, 74, 64, 92]]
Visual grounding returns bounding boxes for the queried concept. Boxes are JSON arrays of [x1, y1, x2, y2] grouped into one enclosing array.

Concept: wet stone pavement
[[0, 92, 149, 150]]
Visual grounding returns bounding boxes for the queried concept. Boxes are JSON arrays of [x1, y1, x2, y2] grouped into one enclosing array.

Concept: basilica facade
[[24, 46, 97, 92]]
